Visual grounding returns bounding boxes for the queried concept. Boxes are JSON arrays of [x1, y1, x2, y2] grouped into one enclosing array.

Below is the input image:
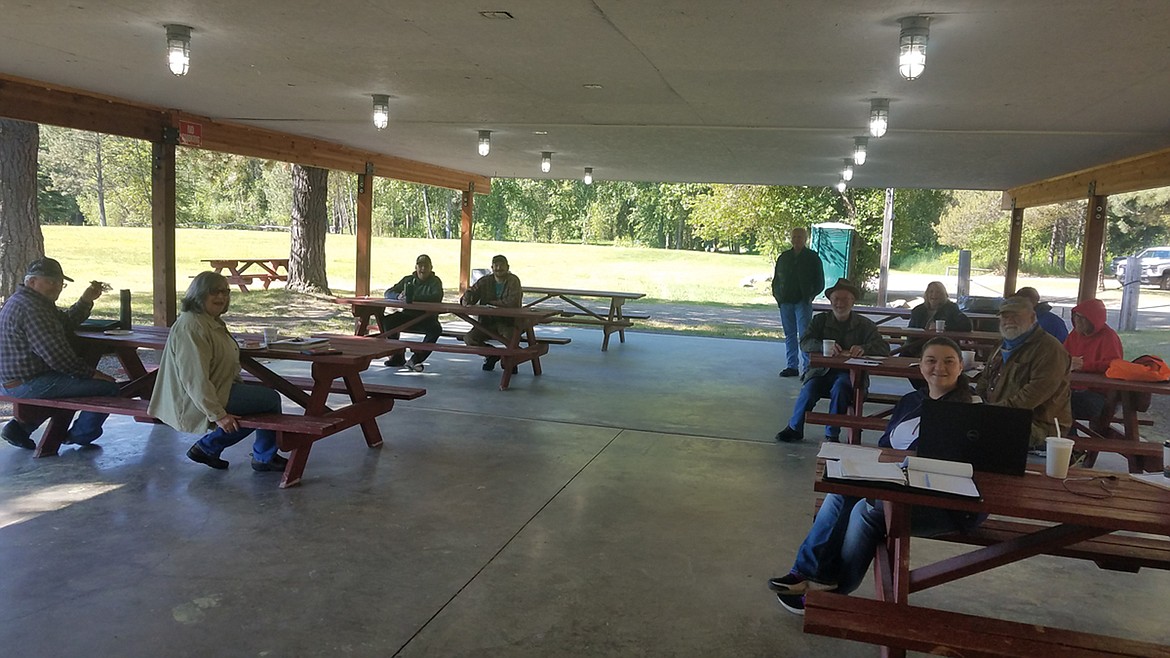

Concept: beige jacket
[[976, 325, 1072, 447], [147, 311, 242, 434]]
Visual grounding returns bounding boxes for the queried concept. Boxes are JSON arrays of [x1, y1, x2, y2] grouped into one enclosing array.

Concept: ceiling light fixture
[[898, 16, 930, 81], [853, 137, 869, 166], [164, 24, 192, 76], [371, 94, 390, 131], [835, 178, 848, 193], [841, 159, 854, 182], [584, 167, 593, 185], [477, 130, 491, 156], [541, 151, 552, 173], [869, 98, 890, 138]]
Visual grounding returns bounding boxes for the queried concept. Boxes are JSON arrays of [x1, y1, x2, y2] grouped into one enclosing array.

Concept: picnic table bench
[[202, 258, 289, 292], [523, 286, 648, 351]]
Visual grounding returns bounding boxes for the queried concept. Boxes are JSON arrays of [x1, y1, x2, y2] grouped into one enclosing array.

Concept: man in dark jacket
[[772, 227, 825, 377], [775, 278, 889, 443], [382, 254, 444, 371], [462, 254, 523, 371]]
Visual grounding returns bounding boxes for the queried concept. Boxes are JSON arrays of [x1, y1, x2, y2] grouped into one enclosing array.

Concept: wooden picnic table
[[877, 325, 1002, 359], [523, 286, 647, 351], [202, 257, 289, 292], [1069, 371, 1170, 473], [807, 455, 1170, 656], [812, 303, 999, 331], [333, 297, 563, 390], [47, 325, 424, 488]]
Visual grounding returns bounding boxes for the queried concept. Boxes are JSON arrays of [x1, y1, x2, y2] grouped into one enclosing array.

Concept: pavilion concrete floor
[[1, 327, 1167, 657]]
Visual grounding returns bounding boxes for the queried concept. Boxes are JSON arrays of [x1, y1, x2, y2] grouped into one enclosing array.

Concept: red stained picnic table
[[202, 258, 289, 292], [812, 303, 999, 331], [523, 286, 647, 351]]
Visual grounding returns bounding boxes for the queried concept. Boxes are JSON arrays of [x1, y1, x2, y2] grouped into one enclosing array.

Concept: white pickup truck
[[1115, 247, 1170, 289]]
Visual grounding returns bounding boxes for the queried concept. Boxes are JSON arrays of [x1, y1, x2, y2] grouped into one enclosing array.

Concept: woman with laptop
[[767, 336, 985, 615]]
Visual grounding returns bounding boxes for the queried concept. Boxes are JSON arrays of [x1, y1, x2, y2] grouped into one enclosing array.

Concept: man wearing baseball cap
[[975, 296, 1071, 448], [0, 257, 119, 450]]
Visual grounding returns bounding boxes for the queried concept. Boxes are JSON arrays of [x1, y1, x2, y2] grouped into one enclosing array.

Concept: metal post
[[956, 250, 971, 300], [1119, 256, 1140, 331], [877, 188, 894, 306]]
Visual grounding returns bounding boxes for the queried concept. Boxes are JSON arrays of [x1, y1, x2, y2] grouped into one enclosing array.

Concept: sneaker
[[775, 426, 803, 443], [385, 355, 407, 367], [406, 360, 425, 372], [2, 420, 35, 450], [187, 444, 229, 470], [251, 453, 289, 472], [767, 572, 836, 594], [776, 592, 805, 615], [779, 368, 799, 378], [482, 355, 500, 371]]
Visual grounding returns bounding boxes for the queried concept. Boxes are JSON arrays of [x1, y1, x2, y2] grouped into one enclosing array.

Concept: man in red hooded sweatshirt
[[1064, 298, 1124, 420]]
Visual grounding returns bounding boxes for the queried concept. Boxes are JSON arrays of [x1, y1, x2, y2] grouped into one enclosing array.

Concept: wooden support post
[[459, 187, 474, 293], [1079, 194, 1107, 303], [355, 166, 373, 296], [1003, 204, 1024, 298], [877, 188, 893, 306], [151, 133, 177, 327]]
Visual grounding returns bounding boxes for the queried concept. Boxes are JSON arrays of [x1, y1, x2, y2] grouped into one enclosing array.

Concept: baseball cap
[[998, 297, 1032, 315], [25, 257, 73, 282]]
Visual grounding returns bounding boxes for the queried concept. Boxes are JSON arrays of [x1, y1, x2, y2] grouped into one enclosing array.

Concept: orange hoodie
[[1063, 299, 1123, 373]]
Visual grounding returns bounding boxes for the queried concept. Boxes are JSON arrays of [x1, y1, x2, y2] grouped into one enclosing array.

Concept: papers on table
[[843, 358, 882, 366], [817, 442, 882, 462], [824, 454, 981, 499], [268, 337, 330, 351], [1130, 472, 1170, 492]]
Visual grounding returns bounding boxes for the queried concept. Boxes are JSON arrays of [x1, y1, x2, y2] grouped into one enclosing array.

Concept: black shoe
[[385, 355, 406, 367], [2, 420, 35, 450], [251, 453, 289, 472], [187, 444, 229, 470], [482, 356, 500, 371], [779, 368, 799, 378], [775, 426, 804, 443], [776, 592, 805, 616]]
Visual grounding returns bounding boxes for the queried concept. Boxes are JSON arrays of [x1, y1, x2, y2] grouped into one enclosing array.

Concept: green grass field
[[40, 226, 1170, 355]]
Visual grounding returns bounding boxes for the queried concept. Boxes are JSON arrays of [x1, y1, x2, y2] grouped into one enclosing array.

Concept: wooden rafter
[[1002, 145, 1170, 209]]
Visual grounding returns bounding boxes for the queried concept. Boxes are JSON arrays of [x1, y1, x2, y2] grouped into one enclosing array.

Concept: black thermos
[[119, 289, 132, 329]]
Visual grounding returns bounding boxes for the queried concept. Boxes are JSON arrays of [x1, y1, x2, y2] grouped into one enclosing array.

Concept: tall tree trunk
[[0, 119, 45, 301], [288, 164, 331, 294], [95, 134, 108, 227]]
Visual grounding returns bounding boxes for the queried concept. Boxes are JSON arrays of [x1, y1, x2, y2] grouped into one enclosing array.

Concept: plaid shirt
[[0, 285, 93, 381]]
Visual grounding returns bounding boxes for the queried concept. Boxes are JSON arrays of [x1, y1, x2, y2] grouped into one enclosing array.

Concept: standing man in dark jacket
[[381, 254, 444, 371], [772, 227, 825, 377]]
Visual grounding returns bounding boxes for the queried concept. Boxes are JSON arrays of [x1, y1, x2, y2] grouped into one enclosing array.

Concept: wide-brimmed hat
[[25, 257, 73, 282], [998, 297, 1033, 315], [824, 277, 861, 299]]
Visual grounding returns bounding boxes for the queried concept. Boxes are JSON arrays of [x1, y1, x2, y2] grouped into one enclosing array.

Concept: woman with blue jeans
[[768, 337, 982, 614], [148, 272, 285, 472]]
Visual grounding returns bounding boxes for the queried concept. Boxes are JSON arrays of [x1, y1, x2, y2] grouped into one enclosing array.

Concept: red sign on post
[[178, 120, 202, 147]]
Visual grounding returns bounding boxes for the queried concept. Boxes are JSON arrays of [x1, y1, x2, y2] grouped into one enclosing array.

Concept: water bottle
[[119, 289, 132, 329], [404, 281, 415, 303]]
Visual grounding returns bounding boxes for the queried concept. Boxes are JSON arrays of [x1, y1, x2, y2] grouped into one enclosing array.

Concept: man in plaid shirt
[[0, 257, 119, 450]]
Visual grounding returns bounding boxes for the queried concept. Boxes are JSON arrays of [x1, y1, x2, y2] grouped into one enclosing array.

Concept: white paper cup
[[934, 320, 946, 332], [822, 339, 836, 356], [261, 327, 279, 346], [961, 350, 975, 369], [1045, 437, 1075, 478]]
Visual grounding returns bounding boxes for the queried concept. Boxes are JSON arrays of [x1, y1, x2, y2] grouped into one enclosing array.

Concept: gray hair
[[182, 271, 230, 314]]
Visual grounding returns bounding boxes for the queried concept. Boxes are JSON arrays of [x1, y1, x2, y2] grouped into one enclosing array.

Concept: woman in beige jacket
[[148, 272, 285, 471]]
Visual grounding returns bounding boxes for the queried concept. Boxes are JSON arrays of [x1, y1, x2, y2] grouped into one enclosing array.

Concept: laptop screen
[[917, 399, 1032, 476]]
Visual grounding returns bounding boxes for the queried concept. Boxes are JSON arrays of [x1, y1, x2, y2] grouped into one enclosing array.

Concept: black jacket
[[771, 247, 825, 306]]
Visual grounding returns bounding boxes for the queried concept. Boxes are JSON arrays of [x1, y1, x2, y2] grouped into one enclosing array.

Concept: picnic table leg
[[279, 436, 312, 489], [847, 369, 866, 445], [30, 407, 75, 458], [339, 371, 385, 448], [879, 501, 911, 658], [1121, 392, 1147, 473]]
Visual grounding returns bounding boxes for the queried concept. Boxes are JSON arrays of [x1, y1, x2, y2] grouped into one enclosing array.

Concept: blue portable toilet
[[810, 222, 856, 299]]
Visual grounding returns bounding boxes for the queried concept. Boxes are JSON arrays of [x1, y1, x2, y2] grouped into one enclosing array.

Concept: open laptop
[[917, 400, 1032, 476]]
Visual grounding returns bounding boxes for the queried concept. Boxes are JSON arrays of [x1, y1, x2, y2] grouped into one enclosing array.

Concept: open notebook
[[825, 456, 981, 499]]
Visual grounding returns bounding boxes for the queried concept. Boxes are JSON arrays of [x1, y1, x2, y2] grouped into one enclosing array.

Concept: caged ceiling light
[[835, 177, 848, 193], [853, 136, 869, 165], [841, 159, 854, 182], [583, 167, 593, 185], [869, 98, 889, 138], [477, 130, 491, 156], [541, 151, 552, 173], [164, 24, 192, 76], [371, 94, 390, 130], [898, 16, 930, 81]]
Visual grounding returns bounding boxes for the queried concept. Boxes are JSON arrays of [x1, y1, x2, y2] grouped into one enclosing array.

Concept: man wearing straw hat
[[976, 296, 1071, 448]]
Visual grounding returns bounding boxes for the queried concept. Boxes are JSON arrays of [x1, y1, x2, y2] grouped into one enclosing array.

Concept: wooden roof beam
[[1002, 145, 1170, 209]]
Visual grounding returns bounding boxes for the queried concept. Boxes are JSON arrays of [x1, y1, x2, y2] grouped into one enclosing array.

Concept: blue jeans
[[194, 383, 281, 462], [1, 372, 120, 444], [791, 494, 980, 595], [786, 369, 853, 439], [779, 300, 812, 373]]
